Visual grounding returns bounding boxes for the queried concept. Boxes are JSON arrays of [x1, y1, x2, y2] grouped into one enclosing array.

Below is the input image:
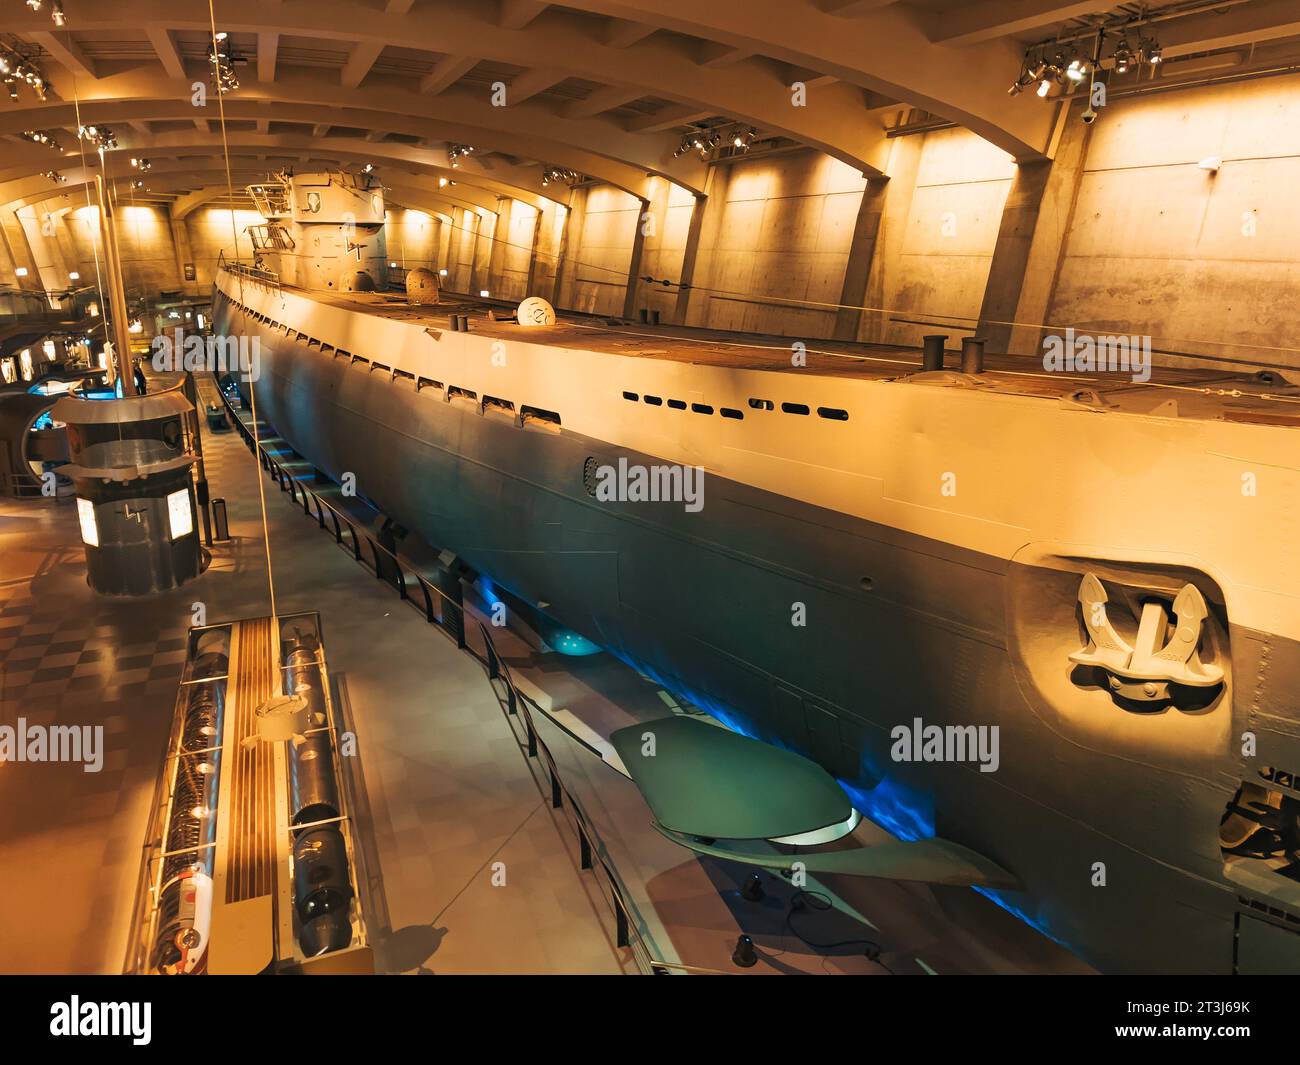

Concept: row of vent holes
[[239, 299, 559, 425], [622, 391, 848, 422]]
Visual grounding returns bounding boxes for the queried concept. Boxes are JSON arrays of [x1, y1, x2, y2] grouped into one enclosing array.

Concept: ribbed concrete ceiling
[[2, 0, 1298, 221]]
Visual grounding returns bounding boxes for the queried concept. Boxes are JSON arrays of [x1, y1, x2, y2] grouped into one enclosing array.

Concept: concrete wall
[[563, 185, 639, 316], [688, 151, 866, 337], [869, 128, 1017, 347], [385, 207, 443, 274], [1044, 73, 1300, 367], [6, 70, 1300, 373]]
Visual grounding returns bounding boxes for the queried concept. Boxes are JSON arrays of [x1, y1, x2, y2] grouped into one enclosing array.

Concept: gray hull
[[216, 293, 1299, 974]]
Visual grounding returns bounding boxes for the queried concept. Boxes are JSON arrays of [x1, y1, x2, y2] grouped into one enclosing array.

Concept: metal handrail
[[212, 377, 675, 973], [217, 249, 281, 288]]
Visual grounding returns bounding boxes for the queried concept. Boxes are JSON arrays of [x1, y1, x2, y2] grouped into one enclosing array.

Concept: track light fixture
[[78, 125, 117, 151], [540, 166, 580, 188], [42, 170, 65, 183], [207, 32, 240, 95], [447, 143, 474, 167], [674, 123, 759, 160], [130, 157, 152, 172], [0, 41, 48, 101], [1011, 24, 1163, 98], [21, 129, 62, 150]]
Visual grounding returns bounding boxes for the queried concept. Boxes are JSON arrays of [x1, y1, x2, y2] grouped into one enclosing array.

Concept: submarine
[[211, 169, 1300, 974]]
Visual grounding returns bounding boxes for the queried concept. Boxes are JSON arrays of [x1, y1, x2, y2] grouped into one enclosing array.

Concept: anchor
[[1069, 571, 1224, 702]]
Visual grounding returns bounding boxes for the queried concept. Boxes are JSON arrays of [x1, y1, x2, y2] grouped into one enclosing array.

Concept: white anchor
[[1069, 571, 1224, 702]]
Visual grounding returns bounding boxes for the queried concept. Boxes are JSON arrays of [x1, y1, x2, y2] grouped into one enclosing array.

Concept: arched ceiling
[[3, 0, 1299, 225]]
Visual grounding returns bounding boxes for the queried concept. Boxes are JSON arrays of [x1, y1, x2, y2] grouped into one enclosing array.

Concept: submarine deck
[[224, 277, 1300, 429]]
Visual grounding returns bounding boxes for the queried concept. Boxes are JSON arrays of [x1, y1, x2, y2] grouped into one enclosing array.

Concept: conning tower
[[245, 171, 387, 294]]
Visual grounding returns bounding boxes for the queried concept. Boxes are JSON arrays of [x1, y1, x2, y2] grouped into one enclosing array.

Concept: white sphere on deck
[[516, 296, 557, 327]]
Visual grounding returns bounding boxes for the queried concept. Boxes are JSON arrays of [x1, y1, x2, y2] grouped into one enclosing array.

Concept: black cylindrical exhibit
[[292, 827, 354, 955], [922, 335, 947, 372], [54, 388, 202, 595], [961, 336, 986, 375], [211, 497, 230, 541]]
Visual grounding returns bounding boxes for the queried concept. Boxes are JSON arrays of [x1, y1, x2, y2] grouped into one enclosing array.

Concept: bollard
[[922, 335, 947, 372], [961, 336, 986, 375]]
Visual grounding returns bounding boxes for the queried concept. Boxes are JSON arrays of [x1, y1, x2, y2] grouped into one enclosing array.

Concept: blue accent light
[[467, 572, 1070, 951], [973, 887, 1070, 949], [547, 629, 602, 656], [838, 777, 936, 842]]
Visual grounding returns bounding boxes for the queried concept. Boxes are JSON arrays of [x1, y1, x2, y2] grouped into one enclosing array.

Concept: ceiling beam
[[818, 0, 899, 14], [419, 55, 480, 95], [498, 0, 549, 31], [1151, 0, 1300, 60], [506, 67, 567, 105], [564, 85, 645, 120], [930, 1, 1115, 48], [24, 31, 98, 80], [258, 32, 280, 83], [622, 104, 712, 133], [698, 44, 753, 69], [341, 41, 385, 89], [145, 27, 187, 79], [604, 19, 656, 48]]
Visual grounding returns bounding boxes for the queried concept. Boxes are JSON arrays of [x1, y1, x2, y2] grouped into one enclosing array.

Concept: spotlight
[[740, 874, 765, 902], [1065, 57, 1087, 83], [732, 934, 758, 968], [78, 125, 118, 151], [51, 0, 65, 26], [1037, 77, 1053, 98], [21, 129, 63, 151], [1112, 40, 1135, 74], [362, 162, 374, 174]]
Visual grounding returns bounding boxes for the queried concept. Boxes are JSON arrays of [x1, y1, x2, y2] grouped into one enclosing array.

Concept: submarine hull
[[214, 284, 1300, 975]]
